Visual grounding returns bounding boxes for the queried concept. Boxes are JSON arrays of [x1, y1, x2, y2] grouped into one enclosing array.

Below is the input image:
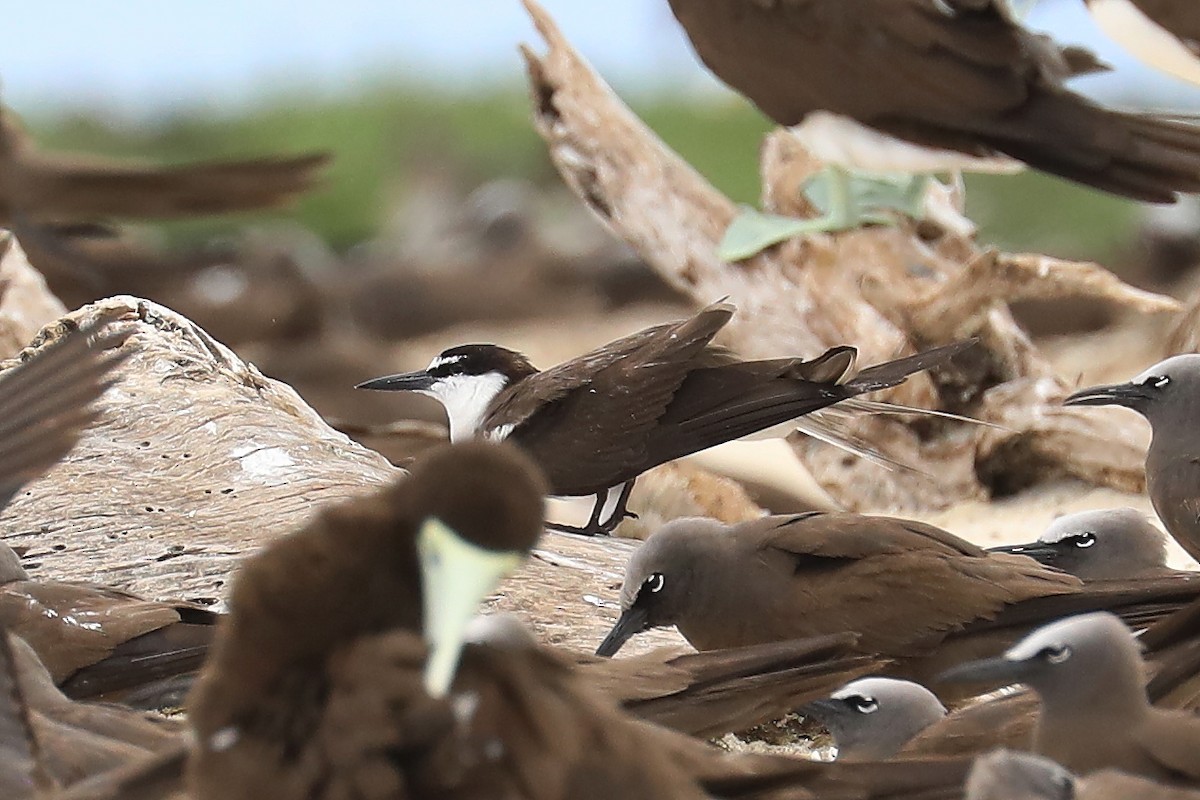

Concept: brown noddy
[[666, 0, 1200, 204], [799, 676, 947, 761], [966, 748, 1200, 800], [963, 749, 1075, 800], [597, 513, 1200, 691], [940, 611, 1200, 780], [989, 508, 1182, 581], [359, 301, 974, 535], [1065, 356, 1200, 563], [1081, 0, 1200, 87]]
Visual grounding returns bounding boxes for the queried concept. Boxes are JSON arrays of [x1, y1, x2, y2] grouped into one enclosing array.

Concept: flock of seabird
[[4, 1, 1200, 799]]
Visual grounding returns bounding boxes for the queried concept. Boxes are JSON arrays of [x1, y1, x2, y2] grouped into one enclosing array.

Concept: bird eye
[[1141, 375, 1169, 389], [1040, 645, 1071, 664], [1069, 533, 1096, 549], [644, 573, 665, 593], [848, 695, 878, 714]]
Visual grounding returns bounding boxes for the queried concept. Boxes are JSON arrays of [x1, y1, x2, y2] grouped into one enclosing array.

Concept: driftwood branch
[[520, 0, 1166, 510], [0, 234, 67, 360]]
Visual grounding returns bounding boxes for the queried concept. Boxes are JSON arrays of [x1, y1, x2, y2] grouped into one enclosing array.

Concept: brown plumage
[[599, 513, 1200, 692], [0, 106, 328, 227], [577, 631, 885, 738], [667, 0, 1200, 201]]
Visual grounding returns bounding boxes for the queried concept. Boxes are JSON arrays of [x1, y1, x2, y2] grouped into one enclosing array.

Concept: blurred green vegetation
[[23, 82, 1141, 264]]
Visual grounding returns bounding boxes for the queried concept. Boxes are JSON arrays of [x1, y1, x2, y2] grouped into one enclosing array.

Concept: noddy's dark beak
[[355, 370, 436, 392], [797, 697, 843, 722], [1062, 382, 1148, 408], [937, 656, 1030, 689], [987, 541, 1060, 566], [595, 606, 650, 658]]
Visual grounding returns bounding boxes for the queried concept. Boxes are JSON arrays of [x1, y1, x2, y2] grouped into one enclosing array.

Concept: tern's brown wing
[[668, 0, 1200, 200], [497, 303, 734, 493]]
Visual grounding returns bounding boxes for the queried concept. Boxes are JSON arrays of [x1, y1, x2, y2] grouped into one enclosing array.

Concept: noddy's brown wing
[[496, 303, 735, 492], [0, 627, 45, 799], [0, 320, 130, 512], [578, 633, 884, 738], [753, 514, 1080, 656], [8, 151, 330, 221], [901, 691, 1037, 758], [0, 581, 218, 700], [51, 743, 188, 800], [668, 0, 1200, 201], [8, 635, 182, 753]]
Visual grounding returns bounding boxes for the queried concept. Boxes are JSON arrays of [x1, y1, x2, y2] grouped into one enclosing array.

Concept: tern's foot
[[544, 520, 613, 537]]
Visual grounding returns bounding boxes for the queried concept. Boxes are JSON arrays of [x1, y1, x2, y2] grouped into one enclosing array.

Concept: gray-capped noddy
[[1081, 0, 1200, 87], [989, 508, 1181, 581], [940, 611, 1200, 780], [1065, 355, 1200, 563], [597, 513, 1200, 691], [596, 512, 1081, 684], [966, 748, 1200, 800], [799, 676, 947, 761], [963, 749, 1075, 800], [358, 301, 974, 535], [666, 0, 1200, 204]]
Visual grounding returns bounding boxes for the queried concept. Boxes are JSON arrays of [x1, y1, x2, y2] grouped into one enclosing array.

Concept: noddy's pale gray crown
[[802, 677, 947, 761], [965, 749, 1074, 800], [939, 612, 1200, 779], [1065, 355, 1200, 563], [989, 508, 1172, 581]]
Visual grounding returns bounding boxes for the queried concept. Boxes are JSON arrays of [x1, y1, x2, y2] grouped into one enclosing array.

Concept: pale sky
[[1, 0, 1198, 118]]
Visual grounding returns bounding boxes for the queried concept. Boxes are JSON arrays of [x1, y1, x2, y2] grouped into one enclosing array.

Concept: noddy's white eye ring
[[645, 573, 665, 593], [1042, 645, 1072, 664], [850, 695, 879, 714], [1142, 375, 1170, 389], [1070, 533, 1096, 549]]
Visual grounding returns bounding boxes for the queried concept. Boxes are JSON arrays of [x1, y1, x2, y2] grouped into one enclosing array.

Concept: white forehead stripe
[[429, 353, 466, 371]]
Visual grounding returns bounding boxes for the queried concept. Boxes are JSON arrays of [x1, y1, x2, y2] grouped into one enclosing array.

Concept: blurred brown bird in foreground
[[0, 107, 329, 226]]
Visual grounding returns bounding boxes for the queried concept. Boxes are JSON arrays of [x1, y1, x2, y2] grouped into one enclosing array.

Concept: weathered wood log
[[0, 234, 67, 360], [520, 0, 1171, 510]]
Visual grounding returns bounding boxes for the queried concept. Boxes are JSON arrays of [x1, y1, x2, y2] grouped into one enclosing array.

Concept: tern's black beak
[[987, 541, 1060, 566], [355, 370, 436, 392], [595, 606, 650, 658], [1062, 382, 1150, 409], [937, 656, 1030, 689]]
